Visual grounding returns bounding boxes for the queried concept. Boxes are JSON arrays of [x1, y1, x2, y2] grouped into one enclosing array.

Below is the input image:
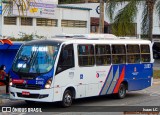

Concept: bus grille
[[14, 84, 42, 90]]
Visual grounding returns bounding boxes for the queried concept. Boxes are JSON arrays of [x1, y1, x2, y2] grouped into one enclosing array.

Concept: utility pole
[[99, 0, 104, 33]]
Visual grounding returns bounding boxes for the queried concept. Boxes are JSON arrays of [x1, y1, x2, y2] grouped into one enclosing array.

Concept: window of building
[[21, 18, 33, 26], [56, 44, 75, 74], [4, 17, 17, 25], [91, 26, 98, 33], [140, 45, 150, 62], [95, 45, 111, 65], [127, 45, 140, 63], [78, 44, 95, 66], [112, 45, 126, 64], [37, 18, 57, 26], [61, 20, 87, 28]]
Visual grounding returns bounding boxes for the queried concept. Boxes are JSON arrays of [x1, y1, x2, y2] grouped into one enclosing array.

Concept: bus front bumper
[[10, 86, 54, 102]]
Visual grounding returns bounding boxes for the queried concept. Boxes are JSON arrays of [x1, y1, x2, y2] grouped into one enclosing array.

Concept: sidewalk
[[153, 79, 160, 85], [0, 86, 10, 105]]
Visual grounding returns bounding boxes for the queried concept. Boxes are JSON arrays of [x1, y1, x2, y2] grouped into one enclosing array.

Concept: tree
[[99, 0, 104, 33], [106, 0, 160, 41], [3, 0, 33, 16]]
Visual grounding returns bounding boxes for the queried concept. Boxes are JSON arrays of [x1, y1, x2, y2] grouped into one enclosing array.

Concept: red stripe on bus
[[113, 67, 125, 93]]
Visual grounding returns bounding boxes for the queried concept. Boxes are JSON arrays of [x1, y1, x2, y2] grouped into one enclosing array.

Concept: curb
[[153, 81, 160, 85]]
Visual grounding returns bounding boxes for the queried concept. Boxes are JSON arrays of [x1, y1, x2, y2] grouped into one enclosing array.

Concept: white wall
[[1, 7, 90, 38], [60, 8, 90, 34]]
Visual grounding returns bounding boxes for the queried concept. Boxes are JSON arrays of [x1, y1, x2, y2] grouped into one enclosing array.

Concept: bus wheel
[[116, 83, 126, 99], [61, 90, 73, 107], [25, 100, 36, 104]]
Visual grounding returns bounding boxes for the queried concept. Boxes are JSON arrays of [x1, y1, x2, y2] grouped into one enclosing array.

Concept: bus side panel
[[53, 68, 77, 102], [99, 64, 126, 95], [125, 63, 153, 91]]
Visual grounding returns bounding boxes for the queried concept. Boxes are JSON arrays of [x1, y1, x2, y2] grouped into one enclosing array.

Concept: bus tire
[[116, 83, 126, 99], [25, 100, 36, 104], [61, 90, 73, 107]]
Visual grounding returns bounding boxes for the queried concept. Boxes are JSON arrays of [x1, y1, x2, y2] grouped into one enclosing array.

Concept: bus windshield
[[12, 45, 59, 74]]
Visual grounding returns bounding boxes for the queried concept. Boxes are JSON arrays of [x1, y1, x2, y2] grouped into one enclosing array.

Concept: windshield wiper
[[16, 55, 31, 73], [16, 46, 38, 74], [27, 46, 41, 76]]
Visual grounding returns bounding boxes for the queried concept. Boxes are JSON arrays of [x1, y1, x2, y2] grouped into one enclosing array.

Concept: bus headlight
[[9, 78, 13, 86], [45, 78, 52, 89]]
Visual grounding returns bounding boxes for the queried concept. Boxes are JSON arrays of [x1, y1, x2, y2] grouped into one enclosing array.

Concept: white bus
[[10, 34, 154, 107]]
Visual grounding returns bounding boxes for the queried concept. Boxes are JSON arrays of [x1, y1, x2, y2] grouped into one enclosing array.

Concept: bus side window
[[78, 44, 95, 66], [55, 44, 75, 75], [140, 45, 150, 62], [95, 45, 111, 66], [127, 45, 140, 64], [112, 45, 126, 64]]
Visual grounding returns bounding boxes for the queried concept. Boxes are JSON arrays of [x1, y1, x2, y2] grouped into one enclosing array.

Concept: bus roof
[[53, 34, 151, 44], [24, 34, 151, 46], [59, 39, 151, 44]]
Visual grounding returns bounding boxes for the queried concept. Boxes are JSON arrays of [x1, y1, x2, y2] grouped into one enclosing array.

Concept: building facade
[[63, 2, 160, 38], [0, 1, 91, 38]]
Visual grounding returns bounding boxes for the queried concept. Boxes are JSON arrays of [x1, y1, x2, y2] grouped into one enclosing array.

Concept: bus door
[[54, 44, 75, 101], [76, 44, 99, 98]]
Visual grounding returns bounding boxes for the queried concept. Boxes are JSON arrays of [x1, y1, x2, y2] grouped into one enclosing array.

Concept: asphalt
[[0, 79, 160, 105]]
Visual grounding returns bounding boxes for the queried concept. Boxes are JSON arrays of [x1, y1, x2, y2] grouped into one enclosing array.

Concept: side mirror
[[62, 50, 68, 60]]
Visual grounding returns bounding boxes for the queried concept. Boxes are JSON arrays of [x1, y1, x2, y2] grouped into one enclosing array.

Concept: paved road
[[0, 83, 160, 114]]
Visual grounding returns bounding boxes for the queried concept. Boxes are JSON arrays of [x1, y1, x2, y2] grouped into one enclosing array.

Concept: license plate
[[22, 91, 30, 96]]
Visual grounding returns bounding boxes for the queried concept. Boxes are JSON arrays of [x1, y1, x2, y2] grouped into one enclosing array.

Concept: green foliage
[[106, 0, 160, 41], [2, 0, 35, 16], [10, 32, 44, 41]]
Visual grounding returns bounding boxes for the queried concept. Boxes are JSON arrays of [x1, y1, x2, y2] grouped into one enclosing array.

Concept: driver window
[[56, 44, 75, 75]]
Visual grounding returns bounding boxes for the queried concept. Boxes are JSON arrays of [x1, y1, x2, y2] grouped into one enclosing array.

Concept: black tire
[[25, 100, 36, 104], [116, 83, 126, 99], [61, 90, 73, 107]]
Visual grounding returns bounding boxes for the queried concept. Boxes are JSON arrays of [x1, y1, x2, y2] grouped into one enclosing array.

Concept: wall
[[1, 7, 90, 38], [60, 8, 90, 34]]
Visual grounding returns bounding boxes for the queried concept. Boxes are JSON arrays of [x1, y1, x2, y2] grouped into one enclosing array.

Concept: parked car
[[153, 42, 160, 59]]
